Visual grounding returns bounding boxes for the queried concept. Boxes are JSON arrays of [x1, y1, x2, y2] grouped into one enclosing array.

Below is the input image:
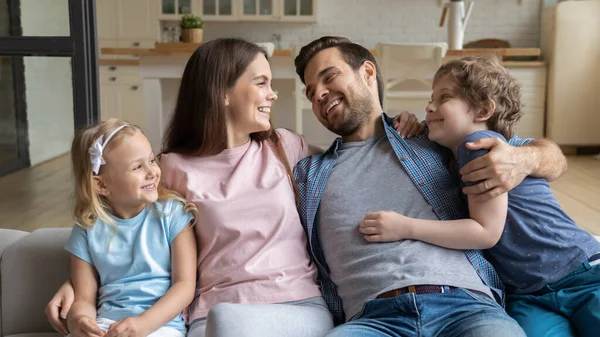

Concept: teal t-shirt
[[65, 199, 194, 331]]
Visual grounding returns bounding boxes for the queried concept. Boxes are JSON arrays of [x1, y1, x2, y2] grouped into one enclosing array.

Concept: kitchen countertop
[[99, 45, 546, 67]]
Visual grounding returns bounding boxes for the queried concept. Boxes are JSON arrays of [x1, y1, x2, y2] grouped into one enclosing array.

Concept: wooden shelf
[[445, 48, 541, 57], [100, 45, 541, 63], [102, 43, 294, 57]]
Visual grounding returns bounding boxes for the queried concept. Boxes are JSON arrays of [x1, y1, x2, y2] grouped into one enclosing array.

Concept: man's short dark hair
[[294, 36, 384, 107]]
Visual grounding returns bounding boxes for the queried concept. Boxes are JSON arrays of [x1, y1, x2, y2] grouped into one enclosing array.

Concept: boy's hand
[[70, 316, 105, 337], [392, 111, 425, 138], [105, 317, 147, 337], [359, 211, 412, 242]]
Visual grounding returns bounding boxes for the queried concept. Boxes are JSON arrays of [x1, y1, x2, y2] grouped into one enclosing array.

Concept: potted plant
[[180, 13, 203, 43]]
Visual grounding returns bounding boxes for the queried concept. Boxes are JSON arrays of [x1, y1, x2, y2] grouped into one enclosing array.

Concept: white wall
[[20, 0, 74, 165], [204, 0, 543, 49]]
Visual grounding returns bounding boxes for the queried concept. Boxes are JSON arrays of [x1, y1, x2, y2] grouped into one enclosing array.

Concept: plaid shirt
[[294, 113, 532, 325]]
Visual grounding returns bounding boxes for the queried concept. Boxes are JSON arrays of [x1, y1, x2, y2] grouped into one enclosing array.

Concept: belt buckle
[[407, 285, 417, 294]]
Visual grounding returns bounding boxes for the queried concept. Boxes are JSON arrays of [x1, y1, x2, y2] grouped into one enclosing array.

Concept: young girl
[[361, 55, 600, 337], [66, 119, 198, 337]]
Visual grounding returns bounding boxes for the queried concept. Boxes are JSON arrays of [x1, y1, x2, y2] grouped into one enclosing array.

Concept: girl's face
[[225, 53, 278, 139], [425, 75, 479, 150], [95, 131, 161, 219]]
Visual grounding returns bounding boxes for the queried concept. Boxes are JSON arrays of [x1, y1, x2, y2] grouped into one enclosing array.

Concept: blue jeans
[[506, 260, 600, 337], [325, 288, 525, 337]]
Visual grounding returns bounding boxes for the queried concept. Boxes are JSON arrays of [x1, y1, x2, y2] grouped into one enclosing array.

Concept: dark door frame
[[0, 0, 99, 176]]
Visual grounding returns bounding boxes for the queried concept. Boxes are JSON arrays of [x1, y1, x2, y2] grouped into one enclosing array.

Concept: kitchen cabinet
[[280, 0, 315, 22], [99, 66, 146, 130], [159, 0, 316, 22], [508, 67, 546, 139], [160, 0, 193, 19], [200, 0, 237, 21], [97, 0, 159, 50], [239, 0, 315, 22]]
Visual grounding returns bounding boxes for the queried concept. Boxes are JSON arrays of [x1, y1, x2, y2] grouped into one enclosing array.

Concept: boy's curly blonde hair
[[433, 55, 522, 139]]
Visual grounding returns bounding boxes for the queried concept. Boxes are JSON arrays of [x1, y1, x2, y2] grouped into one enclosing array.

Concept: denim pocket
[[459, 288, 500, 307]]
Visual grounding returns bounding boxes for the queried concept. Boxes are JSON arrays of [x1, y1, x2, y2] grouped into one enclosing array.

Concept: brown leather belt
[[377, 285, 491, 300], [377, 285, 453, 298]]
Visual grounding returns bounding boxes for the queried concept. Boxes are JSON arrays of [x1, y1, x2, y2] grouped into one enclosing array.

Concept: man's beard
[[327, 86, 373, 137]]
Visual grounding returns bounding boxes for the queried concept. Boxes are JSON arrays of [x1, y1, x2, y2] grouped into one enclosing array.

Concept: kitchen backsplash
[[202, 0, 543, 49]]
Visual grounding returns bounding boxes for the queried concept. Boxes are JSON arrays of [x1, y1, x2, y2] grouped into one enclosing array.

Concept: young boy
[[358, 55, 600, 337]]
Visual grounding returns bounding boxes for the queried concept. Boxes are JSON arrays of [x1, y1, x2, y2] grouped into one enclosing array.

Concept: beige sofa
[[1, 228, 600, 337], [0, 228, 70, 337]]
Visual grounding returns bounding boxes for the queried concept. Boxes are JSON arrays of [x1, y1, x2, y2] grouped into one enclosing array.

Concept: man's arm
[[459, 137, 567, 201], [513, 138, 568, 181]]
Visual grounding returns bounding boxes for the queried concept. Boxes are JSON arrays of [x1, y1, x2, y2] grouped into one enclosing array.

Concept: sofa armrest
[[0, 229, 29, 336], [1, 228, 71, 337], [0, 229, 29, 258]]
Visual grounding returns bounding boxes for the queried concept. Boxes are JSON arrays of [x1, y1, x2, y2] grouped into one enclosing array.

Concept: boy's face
[[303, 47, 373, 137], [425, 75, 479, 149]]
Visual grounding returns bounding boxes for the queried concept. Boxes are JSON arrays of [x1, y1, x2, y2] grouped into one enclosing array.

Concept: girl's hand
[[45, 280, 75, 335], [359, 211, 412, 242], [70, 315, 105, 337], [105, 317, 147, 337], [392, 111, 425, 138]]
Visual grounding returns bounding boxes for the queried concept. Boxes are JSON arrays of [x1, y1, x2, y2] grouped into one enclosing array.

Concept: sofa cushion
[[1, 228, 71, 336], [6, 333, 61, 337]]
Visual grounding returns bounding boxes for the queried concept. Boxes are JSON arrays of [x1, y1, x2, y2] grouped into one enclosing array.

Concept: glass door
[[240, 0, 275, 21]]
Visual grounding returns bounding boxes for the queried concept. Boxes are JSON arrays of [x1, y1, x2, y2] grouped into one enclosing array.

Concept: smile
[[324, 98, 342, 118], [258, 107, 271, 114], [427, 118, 444, 126]]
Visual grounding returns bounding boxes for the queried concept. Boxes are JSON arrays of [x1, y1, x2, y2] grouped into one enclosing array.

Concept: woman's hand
[[69, 315, 105, 337], [45, 280, 75, 335]]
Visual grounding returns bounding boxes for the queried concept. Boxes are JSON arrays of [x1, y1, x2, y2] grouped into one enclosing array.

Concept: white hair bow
[[89, 124, 129, 174]]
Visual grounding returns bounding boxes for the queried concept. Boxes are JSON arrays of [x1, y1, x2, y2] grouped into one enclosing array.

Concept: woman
[[46, 38, 421, 337]]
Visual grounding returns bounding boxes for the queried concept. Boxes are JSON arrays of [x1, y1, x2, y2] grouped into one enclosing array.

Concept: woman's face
[[225, 53, 278, 137]]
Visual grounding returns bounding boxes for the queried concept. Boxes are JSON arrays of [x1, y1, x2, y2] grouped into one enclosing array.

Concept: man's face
[[303, 47, 372, 137]]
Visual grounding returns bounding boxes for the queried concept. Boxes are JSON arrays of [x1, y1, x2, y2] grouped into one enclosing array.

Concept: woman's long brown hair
[[162, 38, 299, 203]]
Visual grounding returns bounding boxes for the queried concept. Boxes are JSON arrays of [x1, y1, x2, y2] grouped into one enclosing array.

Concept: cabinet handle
[[131, 85, 139, 91], [132, 41, 140, 47], [109, 77, 116, 82], [108, 66, 117, 71]]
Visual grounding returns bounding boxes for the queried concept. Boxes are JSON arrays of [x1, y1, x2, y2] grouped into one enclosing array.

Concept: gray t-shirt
[[318, 133, 492, 320]]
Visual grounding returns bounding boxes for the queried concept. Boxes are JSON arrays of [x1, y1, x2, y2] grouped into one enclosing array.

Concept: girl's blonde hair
[[71, 118, 199, 229]]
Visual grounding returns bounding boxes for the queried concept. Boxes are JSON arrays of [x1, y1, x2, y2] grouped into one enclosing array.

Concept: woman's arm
[[359, 191, 507, 250], [106, 225, 197, 337], [67, 255, 104, 337], [45, 280, 74, 335]]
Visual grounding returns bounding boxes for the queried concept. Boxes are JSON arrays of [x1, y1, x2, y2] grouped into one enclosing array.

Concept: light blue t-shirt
[[456, 130, 600, 294], [65, 199, 194, 331]]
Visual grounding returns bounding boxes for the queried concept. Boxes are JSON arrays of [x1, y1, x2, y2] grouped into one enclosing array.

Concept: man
[[293, 36, 567, 337]]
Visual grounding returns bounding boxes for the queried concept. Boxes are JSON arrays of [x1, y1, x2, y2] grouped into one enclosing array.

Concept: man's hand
[[392, 111, 425, 138], [105, 317, 147, 337], [359, 211, 411, 242], [460, 137, 533, 201], [69, 315, 105, 337]]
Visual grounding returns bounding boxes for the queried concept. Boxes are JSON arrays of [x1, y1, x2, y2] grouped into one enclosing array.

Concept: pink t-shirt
[[160, 129, 321, 322]]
